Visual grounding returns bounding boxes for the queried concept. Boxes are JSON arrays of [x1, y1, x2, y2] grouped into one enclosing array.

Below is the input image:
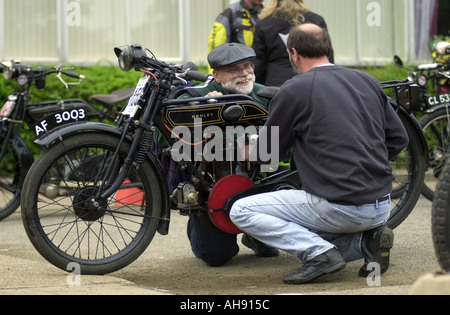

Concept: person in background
[[208, 0, 264, 54], [252, 0, 333, 86]]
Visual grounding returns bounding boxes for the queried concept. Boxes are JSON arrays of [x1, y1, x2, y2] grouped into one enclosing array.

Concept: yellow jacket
[[208, 0, 261, 54]]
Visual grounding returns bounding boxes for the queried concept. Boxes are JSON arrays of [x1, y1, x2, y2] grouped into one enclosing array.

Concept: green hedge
[[0, 63, 143, 103]]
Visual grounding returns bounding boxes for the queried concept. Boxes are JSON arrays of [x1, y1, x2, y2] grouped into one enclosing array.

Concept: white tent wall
[[0, 0, 430, 66]]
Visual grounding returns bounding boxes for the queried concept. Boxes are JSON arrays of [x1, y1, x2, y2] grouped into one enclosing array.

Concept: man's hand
[[206, 91, 223, 97]]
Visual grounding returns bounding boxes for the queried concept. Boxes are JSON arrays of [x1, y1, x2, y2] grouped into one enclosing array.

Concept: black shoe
[[359, 226, 394, 277], [242, 234, 279, 257], [283, 248, 346, 284]]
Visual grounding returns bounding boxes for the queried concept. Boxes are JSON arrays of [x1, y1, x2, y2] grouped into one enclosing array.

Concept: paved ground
[[0, 196, 445, 295]]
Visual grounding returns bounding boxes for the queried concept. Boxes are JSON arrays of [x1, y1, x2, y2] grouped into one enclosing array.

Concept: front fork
[[96, 88, 159, 201], [0, 121, 16, 161]]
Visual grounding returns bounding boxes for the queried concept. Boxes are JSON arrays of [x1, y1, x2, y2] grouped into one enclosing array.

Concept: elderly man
[[179, 43, 269, 106], [154, 43, 278, 267], [155, 43, 269, 149]]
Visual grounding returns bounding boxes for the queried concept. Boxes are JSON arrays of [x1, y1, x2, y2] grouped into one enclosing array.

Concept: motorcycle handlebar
[[42, 69, 83, 78], [185, 69, 213, 82], [60, 70, 85, 80]]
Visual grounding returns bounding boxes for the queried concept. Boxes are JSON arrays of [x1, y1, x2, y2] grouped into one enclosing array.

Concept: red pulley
[[208, 175, 255, 234]]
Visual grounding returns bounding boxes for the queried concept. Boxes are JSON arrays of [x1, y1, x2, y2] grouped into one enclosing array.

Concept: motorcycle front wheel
[[21, 132, 164, 275]]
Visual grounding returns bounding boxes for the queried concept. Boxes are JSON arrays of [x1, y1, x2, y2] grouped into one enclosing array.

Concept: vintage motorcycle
[[20, 45, 426, 275], [0, 60, 134, 221], [432, 158, 450, 271], [394, 53, 450, 201]]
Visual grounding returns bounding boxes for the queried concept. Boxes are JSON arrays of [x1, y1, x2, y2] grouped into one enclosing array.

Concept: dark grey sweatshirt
[[258, 65, 409, 205]]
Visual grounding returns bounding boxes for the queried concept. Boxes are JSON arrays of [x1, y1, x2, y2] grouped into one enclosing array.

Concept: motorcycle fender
[[34, 121, 171, 235], [397, 106, 429, 167], [34, 121, 126, 147], [12, 136, 34, 184], [147, 150, 171, 236], [423, 103, 450, 116]]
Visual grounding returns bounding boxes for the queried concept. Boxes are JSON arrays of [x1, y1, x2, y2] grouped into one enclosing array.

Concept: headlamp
[[1, 60, 22, 80], [114, 44, 147, 72]]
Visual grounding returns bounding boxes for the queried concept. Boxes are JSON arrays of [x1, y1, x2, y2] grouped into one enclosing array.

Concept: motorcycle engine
[[172, 129, 256, 214]]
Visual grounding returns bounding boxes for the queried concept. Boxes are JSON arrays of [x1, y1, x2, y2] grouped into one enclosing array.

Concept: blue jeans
[[230, 190, 390, 264], [187, 215, 239, 267]]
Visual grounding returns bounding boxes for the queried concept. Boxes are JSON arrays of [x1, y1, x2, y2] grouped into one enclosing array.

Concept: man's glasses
[[221, 62, 255, 76]]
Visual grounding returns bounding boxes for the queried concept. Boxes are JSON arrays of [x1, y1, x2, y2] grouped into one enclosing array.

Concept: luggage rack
[[381, 79, 421, 112]]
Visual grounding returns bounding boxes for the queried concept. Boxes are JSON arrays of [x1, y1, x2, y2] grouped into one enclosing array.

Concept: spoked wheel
[[432, 159, 450, 271], [419, 107, 450, 201], [0, 138, 23, 221], [388, 113, 426, 229], [21, 132, 164, 275]]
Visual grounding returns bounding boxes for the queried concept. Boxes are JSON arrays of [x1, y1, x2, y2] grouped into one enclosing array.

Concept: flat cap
[[208, 43, 256, 69]]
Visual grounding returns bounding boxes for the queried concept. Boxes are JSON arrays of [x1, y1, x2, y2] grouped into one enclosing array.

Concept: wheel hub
[[73, 186, 107, 222]]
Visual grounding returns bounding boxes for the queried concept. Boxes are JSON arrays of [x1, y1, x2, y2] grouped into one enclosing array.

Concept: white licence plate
[[122, 76, 150, 117]]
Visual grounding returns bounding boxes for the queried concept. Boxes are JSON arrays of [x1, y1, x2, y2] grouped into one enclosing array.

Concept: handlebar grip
[[186, 70, 213, 82], [182, 62, 198, 71], [61, 70, 84, 79]]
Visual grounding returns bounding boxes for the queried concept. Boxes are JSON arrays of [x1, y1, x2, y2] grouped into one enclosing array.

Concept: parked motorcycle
[[0, 60, 133, 220], [433, 40, 450, 93], [432, 157, 450, 271], [20, 45, 425, 275], [394, 53, 450, 201]]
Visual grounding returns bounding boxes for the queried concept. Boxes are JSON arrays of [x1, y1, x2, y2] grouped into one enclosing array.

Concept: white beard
[[222, 74, 255, 95]]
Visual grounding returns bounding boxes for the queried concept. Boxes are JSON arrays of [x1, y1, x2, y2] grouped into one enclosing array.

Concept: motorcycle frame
[[34, 62, 298, 235]]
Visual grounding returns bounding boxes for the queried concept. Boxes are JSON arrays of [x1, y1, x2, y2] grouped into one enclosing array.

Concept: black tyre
[[432, 159, 450, 271], [388, 113, 426, 229], [419, 108, 450, 201], [0, 138, 23, 220], [21, 132, 164, 275]]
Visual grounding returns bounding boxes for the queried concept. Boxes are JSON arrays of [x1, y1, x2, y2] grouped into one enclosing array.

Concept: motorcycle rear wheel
[[432, 159, 450, 271], [419, 107, 450, 201], [0, 138, 23, 220], [21, 132, 163, 275], [388, 113, 426, 229]]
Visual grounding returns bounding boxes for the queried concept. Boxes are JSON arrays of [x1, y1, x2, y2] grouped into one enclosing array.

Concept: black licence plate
[[33, 108, 88, 138], [427, 92, 450, 106]]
